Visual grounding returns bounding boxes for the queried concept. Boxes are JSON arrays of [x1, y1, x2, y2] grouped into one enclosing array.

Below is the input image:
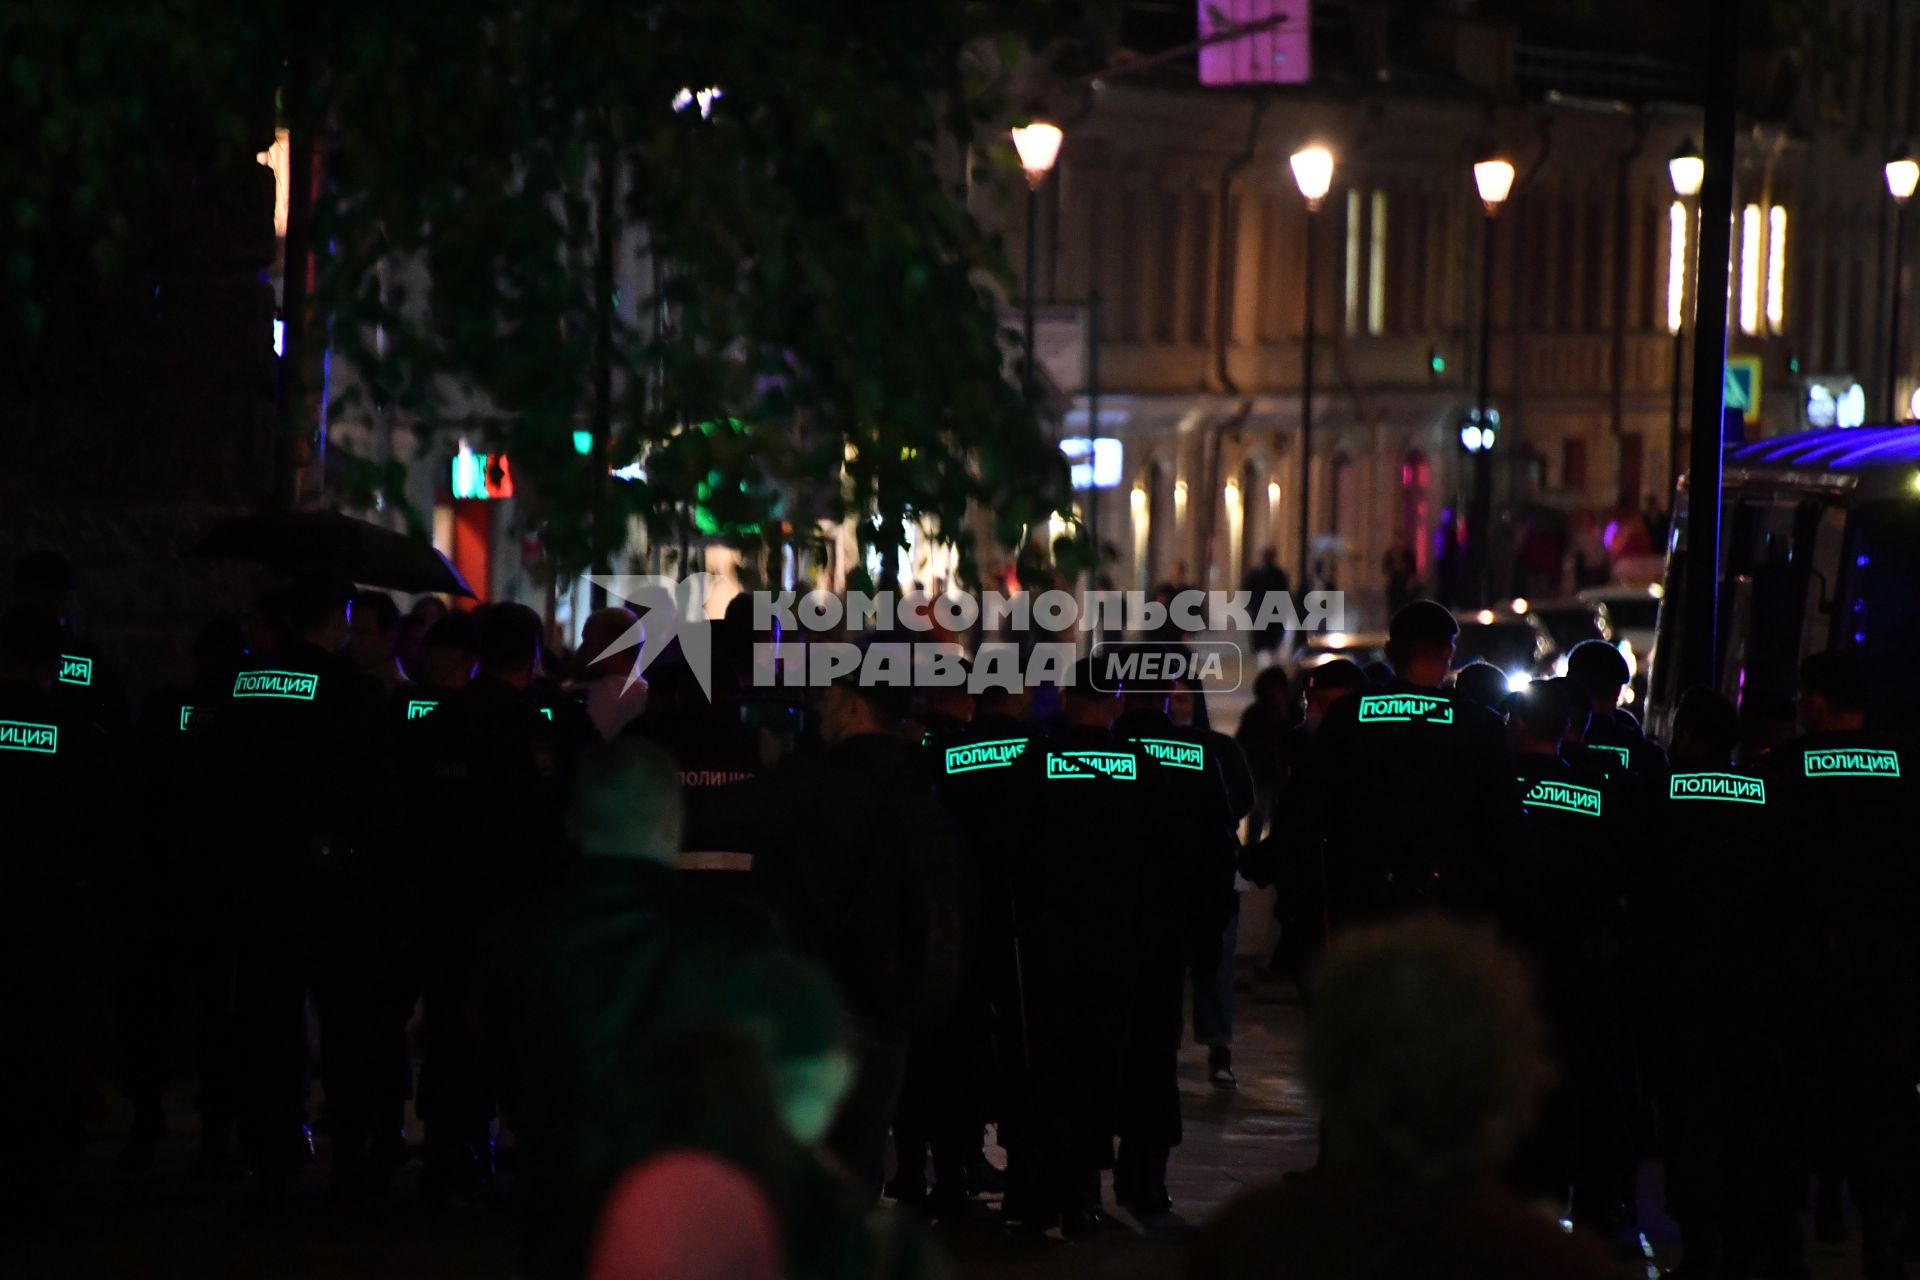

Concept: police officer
[[1503, 679, 1634, 1234], [1639, 689, 1804, 1279], [996, 660, 1157, 1236], [1109, 656, 1240, 1217], [1567, 639, 1667, 796], [204, 573, 388, 1202], [0, 606, 101, 1220], [10, 549, 131, 738], [410, 601, 569, 1201], [117, 618, 246, 1172], [1776, 651, 1920, 1280], [1301, 601, 1516, 930]]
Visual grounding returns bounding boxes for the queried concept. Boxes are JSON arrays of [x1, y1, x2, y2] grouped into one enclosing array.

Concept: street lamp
[[1668, 139, 1702, 495], [1011, 121, 1065, 401], [1887, 154, 1918, 420], [1290, 144, 1334, 588], [1469, 158, 1514, 606]]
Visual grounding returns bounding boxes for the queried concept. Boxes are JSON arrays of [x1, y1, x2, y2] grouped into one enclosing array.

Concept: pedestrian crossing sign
[[1725, 356, 1761, 425]]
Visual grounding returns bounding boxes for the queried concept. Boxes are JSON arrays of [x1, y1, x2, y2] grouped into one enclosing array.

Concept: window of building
[[1667, 200, 1688, 334], [1562, 439, 1589, 491], [1368, 190, 1388, 334], [1345, 188, 1363, 335], [1767, 205, 1787, 333], [1739, 204, 1763, 335]]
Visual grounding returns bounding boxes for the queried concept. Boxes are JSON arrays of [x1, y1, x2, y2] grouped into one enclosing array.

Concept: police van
[[1645, 425, 1920, 741]]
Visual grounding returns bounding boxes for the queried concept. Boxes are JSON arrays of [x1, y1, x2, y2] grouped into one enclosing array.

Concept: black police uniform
[[0, 677, 100, 1212], [1638, 757, 1803, 1273], [995, 722, 1158, 1230], [408, 672, 569, 1195], [1112, 708, 1240, 1212], [1302, 679, 1516, 928], [702, 729, 963, 1199], [205, 643, 387, 1194], [1773, 729, 1920, 1266], [1506, 749, 1635, 1227]]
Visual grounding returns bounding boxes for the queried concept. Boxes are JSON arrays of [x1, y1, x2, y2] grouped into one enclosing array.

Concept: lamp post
[[1886, 155, 1917, 420], [1011, 122, 1064, 402], [1290, 145, 1334, 589], [1668, 140, 1703, 496], [1471, 158, 1515, 607]]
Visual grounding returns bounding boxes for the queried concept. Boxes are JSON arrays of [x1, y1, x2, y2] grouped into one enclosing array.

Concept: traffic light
[[1429, 346, 1446, 379]]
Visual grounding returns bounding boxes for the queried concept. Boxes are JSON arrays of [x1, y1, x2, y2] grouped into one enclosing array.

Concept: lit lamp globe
[[1668, 141, 1704, 199], [1473, 159, 1516, 215], [1290, 145, 1335, 210], [1010, 122, 1064, 190]]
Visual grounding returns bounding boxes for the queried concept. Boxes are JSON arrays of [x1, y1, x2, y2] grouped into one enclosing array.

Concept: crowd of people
[[1, 545, 1915, 1280]]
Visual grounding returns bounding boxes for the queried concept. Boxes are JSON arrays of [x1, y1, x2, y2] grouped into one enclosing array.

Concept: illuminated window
[[1767, 206, 1788, 333], [1368, 191, 1388, 334], [1667, 201, 1688, 334], [256, 129, 289, 238], [1739, 205, 1762, 335], [1345, 189, 1362, 335]]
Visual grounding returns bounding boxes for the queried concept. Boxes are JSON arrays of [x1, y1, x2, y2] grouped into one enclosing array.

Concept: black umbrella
[[189, 510, 476, 597]]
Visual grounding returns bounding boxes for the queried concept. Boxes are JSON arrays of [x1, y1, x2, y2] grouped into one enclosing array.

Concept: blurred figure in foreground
[[587, 1151, 780, 1280], [1184, 915, 1630, 1279]]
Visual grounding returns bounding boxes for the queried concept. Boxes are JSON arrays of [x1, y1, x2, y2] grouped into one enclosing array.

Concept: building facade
[[988, 0, 1920, 625]]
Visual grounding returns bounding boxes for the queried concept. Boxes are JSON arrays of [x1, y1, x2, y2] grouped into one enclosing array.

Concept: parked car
[[1577, 583, 1663, 707], [1452, 607, 1555, 691], [1291, 629, 1390, 675]]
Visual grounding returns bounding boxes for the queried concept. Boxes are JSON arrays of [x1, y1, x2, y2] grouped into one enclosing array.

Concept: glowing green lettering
[[179, 705, 195, 731], [1523, 779, 1603, 816], [58, 654, 92, 686], [407, 699, 439, 720], [944, 738, 1027, 774], [1357, 694, 1453, 725], [1590, 743, 1630, 768], [0, 720, 58, 754], [1046, 751, 1138, 781], [232, 670, 319, 701], [1668, 771, 1766, 804], [1803, 749, 1901, 778], [540, 707, 553, 721], [1133, 738, 1205, 770]]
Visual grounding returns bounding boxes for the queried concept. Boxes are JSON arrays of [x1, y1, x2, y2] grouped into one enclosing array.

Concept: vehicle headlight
[[1505, 671, 1532, 692], [1617, 639, 1636, 680]]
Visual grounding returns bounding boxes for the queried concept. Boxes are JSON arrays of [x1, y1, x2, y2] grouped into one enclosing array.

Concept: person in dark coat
[[1501, 680, 1635, 1236], [1184, 915, 1631, 1280], [1110, 662, 1240, 1215], [1297, 601, 1516, 932], [485, 739, 848, 1280], [0, 606, 104, 1221], [1240, 548, 1293, 662], [408, 601, 570, 1201], [993, 664, 1157, 1236], [202, 574, 389, 1202], [701, 659, 962, 1200], [1637, 688, 1806, 1280], [10, 548, 131, 738], [1777, 652, 1920, 1280], [116, 618, 246, 1172]]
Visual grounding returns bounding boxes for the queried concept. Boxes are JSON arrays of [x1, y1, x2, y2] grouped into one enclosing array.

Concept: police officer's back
[[1773, 651, 1920, 1276], [1306, 601, 1515, 926]]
